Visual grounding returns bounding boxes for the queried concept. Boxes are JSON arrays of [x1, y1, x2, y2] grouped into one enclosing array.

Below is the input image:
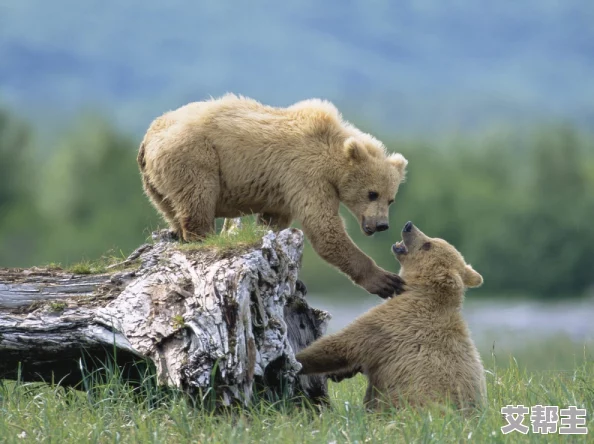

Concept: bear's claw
[[377, 273, 405, 299]]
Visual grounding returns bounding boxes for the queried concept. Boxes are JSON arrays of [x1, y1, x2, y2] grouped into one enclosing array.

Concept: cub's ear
[[387, 153, 408, 177], [462, 265, 483, 288], [344, 137, 368, 162]]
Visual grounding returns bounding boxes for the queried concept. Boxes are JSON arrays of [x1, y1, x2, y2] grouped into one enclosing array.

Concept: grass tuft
[[68, 261, 93, 274], [45, 262, 63, 271], [48, 301, 67, 312], [177, 217, 270, 253], [63, 218, 270, 274], [65, 250, 141, 275]]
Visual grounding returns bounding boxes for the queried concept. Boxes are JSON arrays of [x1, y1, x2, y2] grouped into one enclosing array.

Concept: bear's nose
[[376, 223, 389, 232], [403, 221, 413, 232]]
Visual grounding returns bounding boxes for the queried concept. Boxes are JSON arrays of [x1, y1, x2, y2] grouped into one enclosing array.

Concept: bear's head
[[339, 136, 408, 236], [392, 221, 483, 298]]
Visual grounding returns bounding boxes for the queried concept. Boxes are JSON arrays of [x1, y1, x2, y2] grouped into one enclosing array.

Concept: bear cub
[[296, 221, 487, 411], [138, 94, 408, 298]]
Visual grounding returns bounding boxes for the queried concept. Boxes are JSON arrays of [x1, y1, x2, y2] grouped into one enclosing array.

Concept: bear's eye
[[368, 191, 379, 201], [388, 199, 394, 205], [421, 242, 432, 251]]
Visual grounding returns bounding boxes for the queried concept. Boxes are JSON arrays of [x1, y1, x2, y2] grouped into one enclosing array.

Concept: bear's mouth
[[392, 241, 408, 255], [362, 223, 375, 236]]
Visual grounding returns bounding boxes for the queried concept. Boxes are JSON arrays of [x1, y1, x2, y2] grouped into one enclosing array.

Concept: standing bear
[[137, 94, 408, 298], [296, 222, 487, 411]]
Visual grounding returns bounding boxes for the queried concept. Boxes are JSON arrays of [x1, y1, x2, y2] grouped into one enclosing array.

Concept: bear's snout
[[403, 221, 413, 232], [376, 222, 389, 232], [362, 218, 390, 236], [361, 217, 375, 236]]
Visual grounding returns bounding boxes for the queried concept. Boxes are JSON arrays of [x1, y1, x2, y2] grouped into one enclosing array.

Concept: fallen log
[[0, 227, 331, 407]]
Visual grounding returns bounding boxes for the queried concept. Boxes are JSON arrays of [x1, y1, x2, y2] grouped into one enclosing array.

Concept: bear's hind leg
[[363, 378, 389, 411], [163, 141, 220, 242], [363, 381, 377, 410], [172, 173, 219, 242], [142, 174, 182, 237]]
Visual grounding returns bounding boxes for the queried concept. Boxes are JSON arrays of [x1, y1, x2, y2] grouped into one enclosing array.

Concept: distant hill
[[1, 0, 593, 138]]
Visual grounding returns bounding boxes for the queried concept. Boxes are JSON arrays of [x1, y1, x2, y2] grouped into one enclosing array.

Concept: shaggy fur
[[138, 94, 408, 298], [296, 222, 487, 411]]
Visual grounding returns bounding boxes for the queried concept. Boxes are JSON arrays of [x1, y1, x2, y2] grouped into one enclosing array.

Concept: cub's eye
[[388, 199, 395, 205], [368, 191, 379, 201], [421, 242, 432, 251]]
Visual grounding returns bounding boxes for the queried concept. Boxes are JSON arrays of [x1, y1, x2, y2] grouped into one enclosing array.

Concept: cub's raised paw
[[328, 366, 361, 382]]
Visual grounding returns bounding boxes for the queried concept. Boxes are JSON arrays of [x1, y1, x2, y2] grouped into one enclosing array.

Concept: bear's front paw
[[151, 229, 180, 243], [328, 366, 361, 382], [363, 270, 405, 299]]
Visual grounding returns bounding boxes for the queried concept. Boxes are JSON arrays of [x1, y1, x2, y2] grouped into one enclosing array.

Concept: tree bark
[[0, 228, 330, 407]]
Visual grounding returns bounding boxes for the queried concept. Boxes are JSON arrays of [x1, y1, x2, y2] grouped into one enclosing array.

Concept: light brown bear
[[137, 94, 408, 298], [296, 221, 487, 411]]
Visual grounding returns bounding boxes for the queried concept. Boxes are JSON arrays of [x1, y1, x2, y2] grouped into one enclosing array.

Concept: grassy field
[[2, 224, 593, 443], [1, 340, 592, 444]]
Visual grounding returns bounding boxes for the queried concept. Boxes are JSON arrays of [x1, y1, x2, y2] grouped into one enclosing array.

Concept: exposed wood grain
[[0, 228, 330, 407]]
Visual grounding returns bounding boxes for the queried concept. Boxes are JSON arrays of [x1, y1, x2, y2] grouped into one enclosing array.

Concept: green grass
[[44, 262, 63, 271], [479, 334, 594, 372], [177, 217, 270, 254], [67, 260, 95, 274], [56, 251, 141, 275], [1, 341, 592, 443], [47, 218, 269, 275]]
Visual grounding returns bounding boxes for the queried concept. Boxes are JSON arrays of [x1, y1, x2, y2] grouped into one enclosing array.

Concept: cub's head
[[339, 136, 408, 236], [392, 222, 483, 296]]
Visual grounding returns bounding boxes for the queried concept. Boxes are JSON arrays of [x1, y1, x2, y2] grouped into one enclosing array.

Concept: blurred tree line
[[0, 108, 158, 269], [0, 106, 592, 299]]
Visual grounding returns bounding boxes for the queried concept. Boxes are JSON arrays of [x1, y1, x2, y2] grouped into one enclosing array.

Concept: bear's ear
[[387, 153, 408, 177], [462, 265, 483, 288], [344, 137, 368, 163]]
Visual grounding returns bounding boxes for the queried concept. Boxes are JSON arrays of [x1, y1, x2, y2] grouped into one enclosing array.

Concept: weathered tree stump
[[0, 228, 330, 407]]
